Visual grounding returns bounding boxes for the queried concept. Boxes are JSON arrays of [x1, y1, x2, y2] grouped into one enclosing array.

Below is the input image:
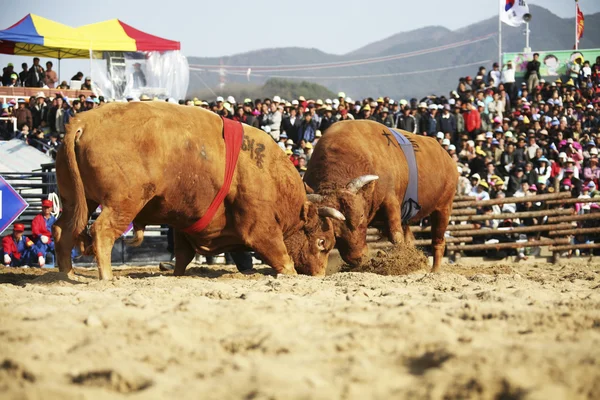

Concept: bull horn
[[318, 207, 346, 221], [346, 175, 379, 194], [306, 194, 324, 203]]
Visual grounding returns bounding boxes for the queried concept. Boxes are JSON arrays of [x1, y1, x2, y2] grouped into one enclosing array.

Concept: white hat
[[291, 99, 299, 105], [389, 99, 395, 105], [418, 102, 427, 108], [345, 97, 353, 104], [273, 95, 281, 103], [436, 132, 444, 139], [448, 144, 456, 151], [590, 148, 598, 155], [448, 98, 456, 105], [333, 99, 340, 105], [286, 139, 294, 145], [428, 104, 437, 110], [437, 104, 444, 110], [325, 98, 332, 104], [558, 152, 568, 159], [442, 138, 451, 146], [227, 96, 236, 104], [337, 92, 345, 98], [216, 96, 224, 102], [36, 91, 46, 99], [477, 101, 485, 107], [262, 125, 272, 133]]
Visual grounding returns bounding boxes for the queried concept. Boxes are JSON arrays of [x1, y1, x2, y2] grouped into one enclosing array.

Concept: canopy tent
[[74, 19, 180, 53], [0, 14, 180, 59], [0, 14, 90, 59]]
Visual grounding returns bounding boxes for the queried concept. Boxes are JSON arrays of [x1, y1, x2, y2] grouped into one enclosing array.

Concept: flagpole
[[499, 0, 502, 68], [575, 0, 579, 50]]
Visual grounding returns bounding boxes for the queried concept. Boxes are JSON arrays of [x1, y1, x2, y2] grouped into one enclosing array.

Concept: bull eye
[[317, 238, 326, 251]]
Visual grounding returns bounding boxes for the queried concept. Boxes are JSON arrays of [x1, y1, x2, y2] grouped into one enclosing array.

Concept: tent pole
[[58, 50, 61, 84]]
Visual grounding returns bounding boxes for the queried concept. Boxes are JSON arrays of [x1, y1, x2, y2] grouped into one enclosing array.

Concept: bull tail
[[124, 224, 145, 247], [64, 126, 89, 239]]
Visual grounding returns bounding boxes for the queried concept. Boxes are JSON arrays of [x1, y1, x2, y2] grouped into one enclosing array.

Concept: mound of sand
[[342, 243, 428, 275]]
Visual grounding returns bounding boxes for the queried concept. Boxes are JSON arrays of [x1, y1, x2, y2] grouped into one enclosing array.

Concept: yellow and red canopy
[[0, 14, 180, 59]]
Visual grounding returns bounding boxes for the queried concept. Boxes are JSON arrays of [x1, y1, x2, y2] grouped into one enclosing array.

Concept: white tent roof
[[0, 140, 53, 172]]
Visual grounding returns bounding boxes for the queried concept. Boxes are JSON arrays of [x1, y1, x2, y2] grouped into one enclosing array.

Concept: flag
[[501, 0, 530, 27], [576, 3, 585, 44]]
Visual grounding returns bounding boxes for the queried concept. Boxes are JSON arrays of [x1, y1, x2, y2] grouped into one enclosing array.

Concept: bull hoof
[[278, 266, 298, 276], [159, 262, 174, 271]]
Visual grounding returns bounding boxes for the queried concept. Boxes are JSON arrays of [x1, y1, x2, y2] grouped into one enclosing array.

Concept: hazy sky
[[1, 0, 598, 81]]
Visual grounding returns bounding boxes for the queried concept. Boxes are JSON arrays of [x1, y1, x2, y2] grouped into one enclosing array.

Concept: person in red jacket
[[31, 199, 56, 266], [465, 102, 482, 139], [2, 223, 39, 267]]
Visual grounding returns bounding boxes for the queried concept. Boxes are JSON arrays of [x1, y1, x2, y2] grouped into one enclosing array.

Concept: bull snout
[[341, 245, 369, 267]]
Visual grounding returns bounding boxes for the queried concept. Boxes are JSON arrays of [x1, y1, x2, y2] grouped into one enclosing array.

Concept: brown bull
[[52, 101, 345, 280], [303, 120, 458, 272]]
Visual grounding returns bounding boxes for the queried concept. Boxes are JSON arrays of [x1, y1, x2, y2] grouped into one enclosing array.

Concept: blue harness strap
[[386, 127, 421, 223]]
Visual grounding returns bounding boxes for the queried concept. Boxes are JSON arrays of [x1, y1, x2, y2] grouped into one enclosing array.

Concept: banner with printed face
[[502, 49, 600, 80]]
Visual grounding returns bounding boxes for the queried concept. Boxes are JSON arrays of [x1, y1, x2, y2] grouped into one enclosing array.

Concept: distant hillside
[[189, 78, 335, 103], [187, 5, 600, 100]]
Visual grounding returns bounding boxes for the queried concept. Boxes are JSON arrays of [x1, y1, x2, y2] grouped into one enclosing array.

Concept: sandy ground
[[1, 258, 600, 400]]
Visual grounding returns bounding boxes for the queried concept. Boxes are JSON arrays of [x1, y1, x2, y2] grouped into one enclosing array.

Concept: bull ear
[[300, 202, 311, 223], [304, 182, 315, 194], [346, 175, 379, 194]]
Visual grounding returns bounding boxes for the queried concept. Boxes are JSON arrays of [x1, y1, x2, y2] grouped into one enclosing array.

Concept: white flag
[[501, 0, 530, 27]]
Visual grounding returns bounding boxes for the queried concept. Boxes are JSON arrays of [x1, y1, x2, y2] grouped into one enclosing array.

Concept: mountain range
[[187, 5, 600, 100]]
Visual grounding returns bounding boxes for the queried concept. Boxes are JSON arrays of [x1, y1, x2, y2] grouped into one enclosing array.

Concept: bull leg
[[382, 197, 404, 244], [430, 205, 451, 273], [403, 224, 415, 245], [250, 233, 297, 275], [172, 230, 196, 277], [90, 206, 133, 280], [52, 210, 75, 278]]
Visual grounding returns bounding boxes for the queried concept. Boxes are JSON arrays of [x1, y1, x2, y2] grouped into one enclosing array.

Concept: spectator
[[297, 111, 317, 144], [14, 99, 33, 131], [25, 57, 45, 88], [44, 61, 58, 88], [18, 63, 28, 85], [81, 77, 93, 91], [31, 92, 48, 130], [132, 63, 146, 88], [31, 199, 56, 267], [71, 71, 84, 82], [2, 63, 16, 86], [2, 223, 39, 267]]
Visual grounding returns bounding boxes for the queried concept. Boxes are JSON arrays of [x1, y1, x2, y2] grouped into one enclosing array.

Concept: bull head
[[346, 175, 379, 194]]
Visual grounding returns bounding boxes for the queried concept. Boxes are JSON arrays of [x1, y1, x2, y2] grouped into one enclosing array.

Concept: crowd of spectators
[[2, 53, 600, 261]]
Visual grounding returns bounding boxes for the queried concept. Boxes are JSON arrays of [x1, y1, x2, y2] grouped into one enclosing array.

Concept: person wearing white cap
[[262, 102, 282, 141], [441, 138, 451, 147], [216, 96, 224, 103], [227, 95, 236, 105], [272, 95, 281, 104]]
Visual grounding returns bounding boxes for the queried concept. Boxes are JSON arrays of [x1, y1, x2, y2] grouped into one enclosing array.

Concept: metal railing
[[0, 116, 17, 133]]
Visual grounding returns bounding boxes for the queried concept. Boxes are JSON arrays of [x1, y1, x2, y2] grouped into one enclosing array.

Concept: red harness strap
[[182, 117, 244, 234]]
